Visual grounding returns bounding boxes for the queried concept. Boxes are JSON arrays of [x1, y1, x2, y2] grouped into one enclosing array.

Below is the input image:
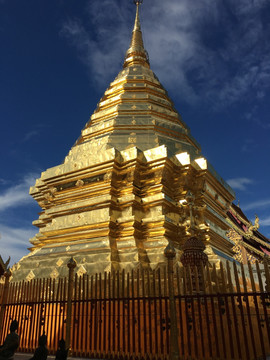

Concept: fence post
[[0, 269, 11, 337], [66, 257, 76, 354], [164, 243, 180, 360]]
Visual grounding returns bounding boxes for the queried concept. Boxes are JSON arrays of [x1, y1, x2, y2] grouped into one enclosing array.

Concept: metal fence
[[0, 259, 269, 359]]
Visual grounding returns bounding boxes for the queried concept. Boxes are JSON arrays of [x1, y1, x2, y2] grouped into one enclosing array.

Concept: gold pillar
[[66, 257, 76, 354], [0, 269, 11, 337], [164, 244, 180, 360]]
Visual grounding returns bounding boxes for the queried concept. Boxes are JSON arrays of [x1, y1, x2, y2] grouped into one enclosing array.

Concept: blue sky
[[0, 0, 270, 265]]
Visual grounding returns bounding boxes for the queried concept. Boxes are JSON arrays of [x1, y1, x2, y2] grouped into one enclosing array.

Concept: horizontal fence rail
[[0, 259, 269, 359]]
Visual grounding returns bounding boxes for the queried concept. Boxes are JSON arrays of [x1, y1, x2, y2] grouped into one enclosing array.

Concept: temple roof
[[227, 203, 270, 260], [71, 2, 201, 160]]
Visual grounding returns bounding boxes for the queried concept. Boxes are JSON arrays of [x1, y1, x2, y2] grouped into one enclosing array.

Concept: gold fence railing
[[0, 259, 269, 359]]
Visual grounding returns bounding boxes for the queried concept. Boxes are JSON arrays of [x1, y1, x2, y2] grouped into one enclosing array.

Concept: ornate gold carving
[[76, 179, 84, 187], [56, 258, 64, 267], [77, 265, 87, 277], [50, 268, 59, 279], [26, 270, 35, 282], [104, 171, 112, 181], [246, 215, 259, 238]]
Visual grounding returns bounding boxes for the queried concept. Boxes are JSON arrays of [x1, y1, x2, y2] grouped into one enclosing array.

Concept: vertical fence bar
[[137, 268, 142, 356], [66, 257, 76, 354], [194, 266, 205, 359], [206, 264, 220, 358], [158, 268, 164, 357], [163, 266, 170, 356], [255, 261, 270, 346], [147, 269, 153, 356], [35, 280, 41, 349], [94, 273, 98, 357], [233, 261, 250, 359], [26, 281, 34, 351], [62, 278, 67, 341], [183, 267, 191, 357], [213, 263, 227, 359], [220, 262, 234, 359], [153, 270, 158, 356], [0, 269, 11, 339], [112, 271, 116, 356], [103, 272, 107, 356], [176, 267, 184, 358], [72, 274, 78, 355], [226, 261, 242, 359], [164, 244, 179, 360], [48, 278, 53, 352], [117, 271, 120, 356], [98, 273, 102, 357], [201, 262, 213, 358], [108, 272, 111, 355], [120, 270, 125, 355], [240, 263, 257, 359], [81, 275, 86, 356], [244, 262, 266, 359], [127, 271, 131, 356], [85, 275, 89, 356], [188, 264, 198, 359], [132, 269, 136, 357], [89, 275, 94, 355], [142, 269, 147, 356]]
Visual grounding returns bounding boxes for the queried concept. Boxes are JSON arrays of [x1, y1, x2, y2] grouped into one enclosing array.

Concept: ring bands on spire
[[124, 0, 149, 68]]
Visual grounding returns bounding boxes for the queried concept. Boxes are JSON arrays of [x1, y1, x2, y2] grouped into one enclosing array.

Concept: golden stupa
[[12, 2, 236, 281]]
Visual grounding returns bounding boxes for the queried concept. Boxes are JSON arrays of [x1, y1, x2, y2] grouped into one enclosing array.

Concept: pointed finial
[[124, 0, 149, 68]]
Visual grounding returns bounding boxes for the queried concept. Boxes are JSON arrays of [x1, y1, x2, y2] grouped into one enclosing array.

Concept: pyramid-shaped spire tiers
[[72, 2, 201, 160], [11, 3, 236, 282]]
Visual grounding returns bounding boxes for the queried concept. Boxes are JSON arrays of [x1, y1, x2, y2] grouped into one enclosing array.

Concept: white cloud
[[226, 177, 253, 191], [0, 174, 37, 212], [260, 216, 270, 226], [0, 224, 36, 265], [242, 199, 270, 211], [60, 0, 270, 108]]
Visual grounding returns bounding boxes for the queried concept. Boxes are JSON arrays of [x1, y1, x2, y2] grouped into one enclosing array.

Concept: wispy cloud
[[242, 199, 270, 211], [60, 0, 270, 108], [0, 178, 10, 185], [0, 174, 37, 212], [22, 130, 39, 143], [260, 216, 270, 226], [0, 224, 36, 265], [226, 177, 253, 191]]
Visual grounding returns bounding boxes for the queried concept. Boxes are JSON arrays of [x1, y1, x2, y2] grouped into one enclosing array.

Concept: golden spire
[[124, 0, 150, 68]]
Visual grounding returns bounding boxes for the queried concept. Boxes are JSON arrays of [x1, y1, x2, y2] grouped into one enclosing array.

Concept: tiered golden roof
[[12, 2, 236, 281]]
